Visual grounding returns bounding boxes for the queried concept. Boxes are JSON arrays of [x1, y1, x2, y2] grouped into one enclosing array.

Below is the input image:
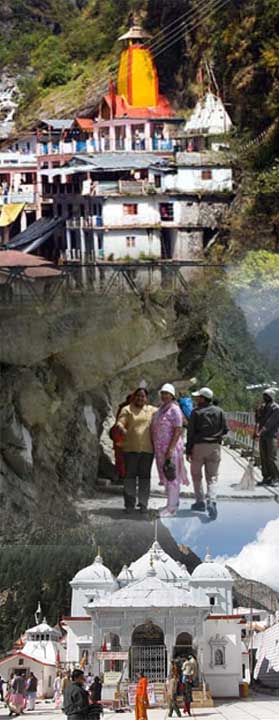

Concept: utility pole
[[249, 583, 253, 683]]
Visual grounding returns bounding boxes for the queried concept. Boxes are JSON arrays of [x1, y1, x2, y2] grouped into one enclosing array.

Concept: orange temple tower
[[117, 22, 159, 108]]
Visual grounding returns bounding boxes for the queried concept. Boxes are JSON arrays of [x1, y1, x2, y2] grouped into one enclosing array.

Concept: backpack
[[178, 397, 193, 419]]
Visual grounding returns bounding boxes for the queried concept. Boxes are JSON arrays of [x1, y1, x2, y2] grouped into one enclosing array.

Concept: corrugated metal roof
[[6, 217, 63, 250], [73, 152, 171, 170], [40, 118, 73, 130], [40, 152, 172, 178], [176, 151, 232, 167]]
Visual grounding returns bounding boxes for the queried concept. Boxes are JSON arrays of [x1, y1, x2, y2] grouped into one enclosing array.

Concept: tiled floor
[[2, 698, 279, 720]]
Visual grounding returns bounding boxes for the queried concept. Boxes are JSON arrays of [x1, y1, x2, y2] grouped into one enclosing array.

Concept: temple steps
[[119, 682, 214, 708]]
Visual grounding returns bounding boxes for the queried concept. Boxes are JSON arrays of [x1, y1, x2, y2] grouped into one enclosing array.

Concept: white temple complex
[[63, 542, 245, 699]]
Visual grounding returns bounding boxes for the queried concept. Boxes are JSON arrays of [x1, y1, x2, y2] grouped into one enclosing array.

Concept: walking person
[[61, 671, 72, 711], [182, 679, 192, 717], [166, 671, 181, 717], [53, 671, 63, 709], [151, 383, 189, 517], [255, 388, 279, 485], [135, 672, 149, 720], [186, 387, 228, 519], [9, 671, 25, 716], [89, 677, 102, 703], [26, 673, 37, 711], [116, 388, 156, 513], [0, 675, 4, 702]]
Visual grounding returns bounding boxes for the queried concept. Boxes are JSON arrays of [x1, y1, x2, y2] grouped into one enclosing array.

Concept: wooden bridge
[[0, 259, 224, 305]]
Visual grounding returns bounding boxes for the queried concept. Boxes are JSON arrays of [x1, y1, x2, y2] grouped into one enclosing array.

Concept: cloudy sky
[[163, 504, 279, 592], [217, 518, 279, 592]]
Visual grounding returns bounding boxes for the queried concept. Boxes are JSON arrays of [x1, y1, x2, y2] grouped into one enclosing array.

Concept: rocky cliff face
[[227, 566, 279, 612], [0, 289, 209, 541]]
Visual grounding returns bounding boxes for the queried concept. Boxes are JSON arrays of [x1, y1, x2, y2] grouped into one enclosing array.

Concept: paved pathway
[[77, 447, 277, 518], [150, 446, 275, 500], [1, 697, 279, 720]]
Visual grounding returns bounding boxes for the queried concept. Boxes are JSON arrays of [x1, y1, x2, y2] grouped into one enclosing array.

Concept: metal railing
[[226, 411, 279, 455], [0, 259, 223, 306]]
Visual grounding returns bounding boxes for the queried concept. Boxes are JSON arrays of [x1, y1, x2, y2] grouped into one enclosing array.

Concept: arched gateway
[[129, 622, 167, 681]]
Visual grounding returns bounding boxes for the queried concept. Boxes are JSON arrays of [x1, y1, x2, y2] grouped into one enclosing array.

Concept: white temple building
[[0, 618, 66, 697], [63, 543, 245, 699], [184, 92, 233, 136]]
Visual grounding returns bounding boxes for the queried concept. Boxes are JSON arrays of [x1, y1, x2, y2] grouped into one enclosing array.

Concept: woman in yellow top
[[135, 673, 149, 720], [116, 387, 156, 513]]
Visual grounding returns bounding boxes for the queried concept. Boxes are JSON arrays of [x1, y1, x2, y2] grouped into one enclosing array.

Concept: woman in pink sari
[[151, 383, 189, 516]]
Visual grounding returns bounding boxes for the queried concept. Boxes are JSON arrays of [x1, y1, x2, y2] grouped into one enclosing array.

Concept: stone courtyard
[[1, 696, 279, 720]]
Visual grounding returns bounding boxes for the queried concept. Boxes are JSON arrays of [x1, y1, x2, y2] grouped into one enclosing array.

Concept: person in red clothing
[[110, 394, 134, 480], [135, 673, 149, 720]]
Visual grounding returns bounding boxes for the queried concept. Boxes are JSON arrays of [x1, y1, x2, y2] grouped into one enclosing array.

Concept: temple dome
[[117, 564, 134, 587], [71, 552, 117, 587], [191, 553, 232, 582], [127, 541, 191, 584]]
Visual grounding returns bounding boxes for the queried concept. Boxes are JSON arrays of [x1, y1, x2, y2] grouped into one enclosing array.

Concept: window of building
[[19, 659, 24, 666], [126, 236, 136, 247], [214, 649, 224, 666], [201, 169, 212, 180], [154, 175, 161, 188], [48, 676, 52, 688], [123, 203, 138, 215], [159, 202, 174, 221], [209, 597, 215, 606], [24, 172, 33, 184]]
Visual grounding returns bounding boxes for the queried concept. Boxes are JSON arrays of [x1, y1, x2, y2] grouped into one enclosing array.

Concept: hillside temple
[[0, 18, 233, 263]]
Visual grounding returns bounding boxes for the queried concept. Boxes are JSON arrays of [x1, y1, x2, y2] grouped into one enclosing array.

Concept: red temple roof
[[75, 117, 94, 132], [103, 94, 176, 119]]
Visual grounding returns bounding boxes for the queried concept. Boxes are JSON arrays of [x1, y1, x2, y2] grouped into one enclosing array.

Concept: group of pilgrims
[[110, 382, 228, 519]]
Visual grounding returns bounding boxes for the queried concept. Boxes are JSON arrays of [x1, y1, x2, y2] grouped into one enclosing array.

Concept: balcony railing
[[66, 216, 103, 229], [38, 136, 182, 156], [90, 180, 157, 196], [0, 191, 36, 205], [152, 138, 174, 151], [0, 152, 37, 166]]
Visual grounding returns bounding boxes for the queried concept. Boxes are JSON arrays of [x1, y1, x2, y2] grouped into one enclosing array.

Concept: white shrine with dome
[[63, 542, 244, 699]]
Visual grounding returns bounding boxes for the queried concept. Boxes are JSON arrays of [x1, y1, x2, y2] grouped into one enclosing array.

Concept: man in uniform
[[256, 387, 279, 485], [186, 387, 228, 519]]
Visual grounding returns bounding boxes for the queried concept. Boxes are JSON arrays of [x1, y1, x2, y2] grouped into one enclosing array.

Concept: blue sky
[[162, 499, 279, 559]]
